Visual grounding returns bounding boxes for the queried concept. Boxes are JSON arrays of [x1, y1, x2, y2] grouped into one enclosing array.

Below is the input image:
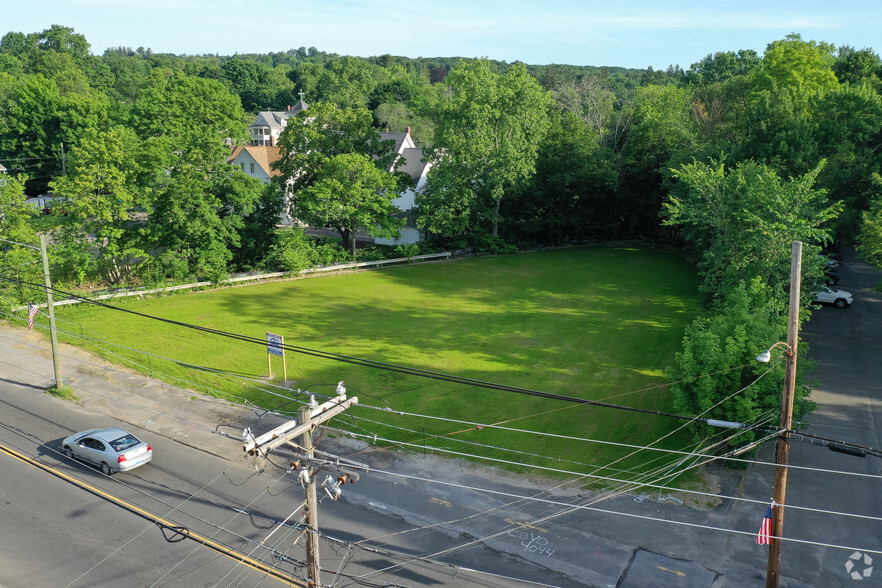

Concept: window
[[110, 434, 140, 452], [250, 163, 255, 173]]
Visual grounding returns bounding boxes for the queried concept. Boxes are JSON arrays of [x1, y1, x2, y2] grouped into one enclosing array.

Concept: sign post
[[266, 332, 286, 380]]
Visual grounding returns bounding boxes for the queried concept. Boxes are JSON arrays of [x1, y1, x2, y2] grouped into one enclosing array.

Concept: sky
[[6, 1, 882, 70]]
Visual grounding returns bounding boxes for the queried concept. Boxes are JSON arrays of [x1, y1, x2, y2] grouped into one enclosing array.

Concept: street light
[[756, 342, 794, 364]]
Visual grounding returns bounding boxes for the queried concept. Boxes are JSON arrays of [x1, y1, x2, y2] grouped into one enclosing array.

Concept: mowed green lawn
[[58, 244, 702, 482]]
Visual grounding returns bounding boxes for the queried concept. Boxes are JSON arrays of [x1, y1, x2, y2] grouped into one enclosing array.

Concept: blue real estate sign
[[266, 332, 284, 357]]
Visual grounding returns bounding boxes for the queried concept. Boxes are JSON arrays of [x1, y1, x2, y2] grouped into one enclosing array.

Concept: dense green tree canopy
[[0, 174, 42, 309], [752, 34, 838, 96], [275, 102, 397, 193], [668, 279, 814, 440], [0, 23, 881, 297], [665, 158, 842, 308], [50, 126, 144, 283], [275, 102, 404, 256], [419, 59, 552, 238], [297, 152, 404, 258]]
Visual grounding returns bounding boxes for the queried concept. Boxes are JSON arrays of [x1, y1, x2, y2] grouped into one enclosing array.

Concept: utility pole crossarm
[[243, 395, 358, 454]]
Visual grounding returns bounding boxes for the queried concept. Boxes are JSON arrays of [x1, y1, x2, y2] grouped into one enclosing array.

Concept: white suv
[[812, 286, 853, 309]]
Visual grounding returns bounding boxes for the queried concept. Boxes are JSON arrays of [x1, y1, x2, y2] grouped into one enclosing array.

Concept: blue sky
[[6, 1, 881, 69]]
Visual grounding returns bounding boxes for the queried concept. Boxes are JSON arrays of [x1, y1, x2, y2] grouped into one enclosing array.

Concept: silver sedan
[[62, 427, 153, 475]]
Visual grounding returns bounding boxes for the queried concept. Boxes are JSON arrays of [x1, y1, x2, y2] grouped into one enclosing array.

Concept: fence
[[22, 251, 453, 310]]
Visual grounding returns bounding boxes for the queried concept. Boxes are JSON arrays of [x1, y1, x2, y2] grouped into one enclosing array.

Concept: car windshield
[[109, 434, 141, 452]]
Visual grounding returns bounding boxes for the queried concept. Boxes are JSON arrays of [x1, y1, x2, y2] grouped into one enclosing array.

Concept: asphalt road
[[0, 349, 584, 587], [0, 248, 880, 587], [767, 250, 882, 586]]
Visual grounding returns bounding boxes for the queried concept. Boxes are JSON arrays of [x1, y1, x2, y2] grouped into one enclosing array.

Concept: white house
[[248, 100, 308, 146], [227, 145, 283, 184], [374, 128, 431, 246], [227, 145, 299, 225], [235, 107, 432, 241]]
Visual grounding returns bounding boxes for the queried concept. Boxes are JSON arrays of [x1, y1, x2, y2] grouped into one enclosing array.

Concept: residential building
[[227, 145, 297, 225], [235, 109, 431, 241], [227, 145, 284, 184], [248, 100, 308, 146], [374, 128, 431, 246]]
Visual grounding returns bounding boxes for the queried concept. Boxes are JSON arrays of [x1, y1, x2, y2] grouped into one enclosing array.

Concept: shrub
[[263, 228, 315, 274]]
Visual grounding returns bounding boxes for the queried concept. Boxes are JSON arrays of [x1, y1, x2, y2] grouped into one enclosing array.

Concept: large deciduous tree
[[275, 102, 396, 194], [142, 166, 265, 281], [0, 174, 42, 309], [131, 68, 248, 169], [664, 158, 842, 310], [50, 126, 146, 284], [856, 173, 882, 274], [419, 59, 552, 238], [131, 69, 265, 280], [667, 278, 814, 443], [0, 72, 112, 194], [617, 83, 698, 238], [752, 35, 838, 96], [507, 112, 618, 243], [275, 102, 405, 257], [298, 152, 403, 258]]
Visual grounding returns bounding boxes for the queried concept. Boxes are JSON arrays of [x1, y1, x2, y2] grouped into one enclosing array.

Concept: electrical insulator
[[290, 459, 302, 470], [336, 474, 348, 485]]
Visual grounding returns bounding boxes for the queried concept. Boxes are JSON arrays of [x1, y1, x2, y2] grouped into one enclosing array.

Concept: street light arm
[[756, 342, 794, 363]]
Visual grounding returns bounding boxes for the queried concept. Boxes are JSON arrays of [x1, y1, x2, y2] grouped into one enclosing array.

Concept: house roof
[[250, 111, 288, 129], [286, 100, 309, 116], [398, 147, 429, 181], [249, 101, 309, 131], [380, 132, 413, 153], [228, 145, 284, 177]]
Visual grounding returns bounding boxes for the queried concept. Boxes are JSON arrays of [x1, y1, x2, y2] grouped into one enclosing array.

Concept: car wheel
[[64, 446, 73, 459], [834, 298, 847, 309], [100, 462, 113, 475]]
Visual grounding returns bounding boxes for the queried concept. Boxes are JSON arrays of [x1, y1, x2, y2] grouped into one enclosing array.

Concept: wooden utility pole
[[298, 404, 321, 587], [39, 234, 63, 387], [766, 241, 802, 587], [243, 387, 358, 587]]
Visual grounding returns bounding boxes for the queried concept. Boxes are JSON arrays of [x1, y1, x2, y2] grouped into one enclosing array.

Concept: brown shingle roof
[[228, 145, 284, 177]]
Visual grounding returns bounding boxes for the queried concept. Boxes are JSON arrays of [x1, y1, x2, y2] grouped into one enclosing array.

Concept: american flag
[[27, 304, 39, 329], [757, 501, 774, 545]]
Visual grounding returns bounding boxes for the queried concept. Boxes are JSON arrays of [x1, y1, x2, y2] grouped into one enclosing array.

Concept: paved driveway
[[738, 249, 882, 586]]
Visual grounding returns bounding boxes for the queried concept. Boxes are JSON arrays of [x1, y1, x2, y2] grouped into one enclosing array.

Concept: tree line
[[2, 26, 882, 444]]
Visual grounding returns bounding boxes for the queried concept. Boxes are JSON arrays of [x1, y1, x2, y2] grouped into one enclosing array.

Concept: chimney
[[405, 126, 411, 135]]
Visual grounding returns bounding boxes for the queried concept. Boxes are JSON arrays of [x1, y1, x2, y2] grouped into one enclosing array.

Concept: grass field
[[56, 243, 704, 485]]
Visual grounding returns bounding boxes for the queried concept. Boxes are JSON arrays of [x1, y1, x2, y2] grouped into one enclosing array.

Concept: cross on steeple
[[298, 90, 305, 102]]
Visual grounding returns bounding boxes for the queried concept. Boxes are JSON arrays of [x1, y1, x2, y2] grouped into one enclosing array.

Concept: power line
[[5, 334, 878, 540], [4, 324, 875, 485], [3, 326, 874, 584], [0, 276, 754, 425], [363, 466, 882, 553]]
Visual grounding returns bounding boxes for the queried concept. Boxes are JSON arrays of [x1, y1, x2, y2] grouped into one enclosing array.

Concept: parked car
[[62, 427, 152, 475], [812, 286, 853, 309], [824, 269, 840, 285], [818, 254, 840, 270]]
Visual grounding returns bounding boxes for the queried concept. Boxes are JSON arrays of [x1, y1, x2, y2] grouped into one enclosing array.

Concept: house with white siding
[[374, 129, 431, 245], [248, 100, 308, 146], [236, 102, 431, 242]]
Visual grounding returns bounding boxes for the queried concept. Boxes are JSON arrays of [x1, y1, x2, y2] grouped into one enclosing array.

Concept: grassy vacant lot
[[57, 243, 702, 484]]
